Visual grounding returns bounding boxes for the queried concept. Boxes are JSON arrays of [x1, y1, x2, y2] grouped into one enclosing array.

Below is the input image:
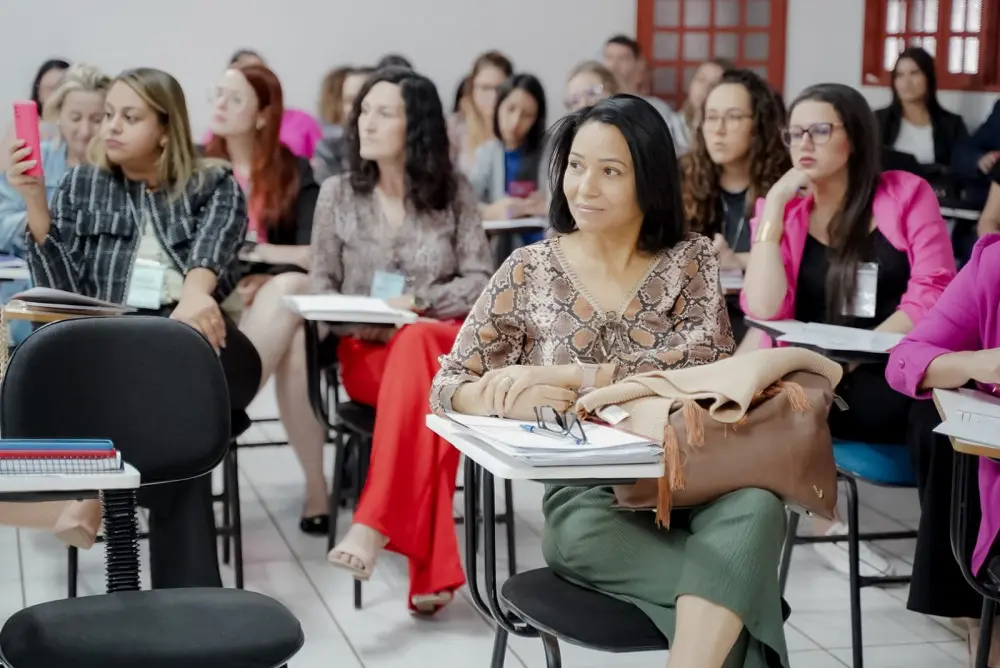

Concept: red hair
[[205, 64, 298, 231]]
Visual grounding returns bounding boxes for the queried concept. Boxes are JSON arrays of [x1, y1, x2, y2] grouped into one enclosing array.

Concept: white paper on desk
[[720, 270, 743, 293], [934, 420, 1000, 450], [777, 323, 903, 353], [482, 217, 547, 232], [283, 294, 419, 324], [744, 318, 808, 337]]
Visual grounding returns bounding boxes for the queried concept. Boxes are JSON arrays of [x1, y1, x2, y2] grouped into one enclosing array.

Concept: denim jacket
[[0, 140, 68, 257]]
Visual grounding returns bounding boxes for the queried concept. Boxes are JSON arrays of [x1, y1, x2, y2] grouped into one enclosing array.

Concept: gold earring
[[256, 118, 265, 130]]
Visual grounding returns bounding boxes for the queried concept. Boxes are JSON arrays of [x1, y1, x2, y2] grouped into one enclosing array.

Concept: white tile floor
[[0, 383, 971, 667]]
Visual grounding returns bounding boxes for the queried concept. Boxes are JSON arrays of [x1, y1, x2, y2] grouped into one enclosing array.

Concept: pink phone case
[[12, 101, 43, 178]]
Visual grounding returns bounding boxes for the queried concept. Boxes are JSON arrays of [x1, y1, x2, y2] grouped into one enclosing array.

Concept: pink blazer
[[886, 234, 1000, 574], [739, 170, 956, 329]]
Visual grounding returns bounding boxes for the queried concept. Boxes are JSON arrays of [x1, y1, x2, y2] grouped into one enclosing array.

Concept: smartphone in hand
[[12, 101, 43, 179]]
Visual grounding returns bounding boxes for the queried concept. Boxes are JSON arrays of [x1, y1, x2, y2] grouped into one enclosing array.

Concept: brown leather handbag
[[576, 349, 841, 528]]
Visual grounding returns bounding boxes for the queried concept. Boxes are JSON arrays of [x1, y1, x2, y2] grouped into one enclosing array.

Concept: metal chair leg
[[541, 632, 562, 668], [228, 446, 244, 590], [490, 628, 509, 668], [779, 510, 801, 595], [221, 449, 232, 565], [504, 479, 517, 576], [845, 475, 864, 668], [353, 578, 362, 610], [67, 546, 78, 598], [976, 598, 997, 668], [328, 430, 348, 553]]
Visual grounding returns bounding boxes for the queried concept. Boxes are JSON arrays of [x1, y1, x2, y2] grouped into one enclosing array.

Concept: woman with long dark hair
[[244, 69, 492, 610], [875, 46, 967, 169], [434, 94, 789, 667], [682, 69, 789, 344], [741, 83, 956, 577]]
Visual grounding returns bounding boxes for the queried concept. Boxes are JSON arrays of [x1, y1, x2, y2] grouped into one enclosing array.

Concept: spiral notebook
[[0, 439, 123, 475]]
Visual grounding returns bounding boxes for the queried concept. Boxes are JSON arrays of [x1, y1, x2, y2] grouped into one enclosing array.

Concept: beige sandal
[[327, 544, 379, 581], [411, 591, 454, 615]]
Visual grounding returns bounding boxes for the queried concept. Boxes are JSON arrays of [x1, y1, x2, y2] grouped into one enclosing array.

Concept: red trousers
[[338, 320, 465, 607]]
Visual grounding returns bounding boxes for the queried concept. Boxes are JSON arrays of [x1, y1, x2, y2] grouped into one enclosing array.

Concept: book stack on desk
[[443, 413, 661, 466], [0, 440, 123, 476]]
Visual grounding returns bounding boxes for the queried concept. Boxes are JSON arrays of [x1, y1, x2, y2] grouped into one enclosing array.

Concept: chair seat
[[0, 588, 303, 668], [231, 410, 252, 440], [500, 568, 669, 653], [833, 439, 916, 486], [337, 401, 375, 437]]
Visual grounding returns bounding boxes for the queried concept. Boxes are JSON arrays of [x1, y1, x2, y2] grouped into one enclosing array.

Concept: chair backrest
[[0, 316, 231, 485]]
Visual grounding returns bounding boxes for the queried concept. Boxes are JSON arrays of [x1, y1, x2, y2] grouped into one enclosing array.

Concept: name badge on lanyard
[[842, 262, 879, 318], [126, 259, 166, 310], [370, 271, 407, 300]]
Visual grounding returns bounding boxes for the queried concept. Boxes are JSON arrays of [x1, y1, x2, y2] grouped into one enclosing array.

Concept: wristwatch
[[577, 361, 599, 394]]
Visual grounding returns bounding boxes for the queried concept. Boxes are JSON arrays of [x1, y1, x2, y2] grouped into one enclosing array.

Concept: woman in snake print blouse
[[431, 96, 792, 668]]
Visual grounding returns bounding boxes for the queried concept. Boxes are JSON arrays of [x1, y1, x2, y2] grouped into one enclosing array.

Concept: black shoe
[[299, 515, 330, 535]]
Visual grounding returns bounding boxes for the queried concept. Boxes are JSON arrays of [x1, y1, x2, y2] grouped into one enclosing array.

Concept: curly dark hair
[[681, 69, 790, 237], [345, 67, 456, 213]]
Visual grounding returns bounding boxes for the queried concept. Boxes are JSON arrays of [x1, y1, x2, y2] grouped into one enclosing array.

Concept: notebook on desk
[[8, 287, 134, 316], [0, 439, 123, 475], [744, 318, 904, 354], [933, 388, 1000, 451], [442, 412, 661, 466], [283, 294, 419, 325], [482, 217, 547, 232]]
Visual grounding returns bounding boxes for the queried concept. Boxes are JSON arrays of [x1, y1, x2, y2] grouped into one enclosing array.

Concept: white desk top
[[482, 218, 547, 232], [0, 266, 29, 282], [426, 414, 662, 481], [0, 462, 140, 494], [940, 206, 980, 222]]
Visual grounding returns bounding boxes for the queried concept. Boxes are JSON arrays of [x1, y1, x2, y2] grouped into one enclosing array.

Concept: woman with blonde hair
[[318, 66, 351, 128], [5, 67, 259, 589], [564, 60, 619, 113], [450, 51, 514, 174]]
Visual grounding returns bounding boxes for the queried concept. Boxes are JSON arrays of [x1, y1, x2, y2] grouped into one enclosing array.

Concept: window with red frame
[[636, 0, 788, 109], [862, 0, 1000, 90]]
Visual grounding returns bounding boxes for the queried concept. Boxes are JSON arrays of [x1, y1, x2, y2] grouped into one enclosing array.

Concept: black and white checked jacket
[[26, 164, 247, 304]]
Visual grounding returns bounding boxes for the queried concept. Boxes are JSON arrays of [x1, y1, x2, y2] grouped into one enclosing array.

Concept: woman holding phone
[[4, 66, 260, 589]]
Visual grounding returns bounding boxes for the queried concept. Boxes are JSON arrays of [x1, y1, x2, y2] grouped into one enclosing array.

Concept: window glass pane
[[922, 36, 937, 56], [745, 33, 769, 60], [948, 36, 965, 73], [923, 0, 939, 31], [713, 0, 739, 27], [964, 37, 979, 73], [747, 0, 770, 26], [654, 67, 679, 95], [886, 0, 904, 33], [910, 0, 926, 30], [654, 32, 680, 60], [683, 32, 710, 60], [951, 0, 967, 32], [751, 66, 769, 81], [884, 37, 902, 70], [967, 0, 982, 32], [684, 0, 710, 26], [714, 33, 739, 59], [655, 0, 681, 27]]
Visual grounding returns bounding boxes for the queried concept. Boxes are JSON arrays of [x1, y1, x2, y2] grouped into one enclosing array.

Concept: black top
[[874, 105, 969, 168], [244, 157, 319, 277], [719, 188, 751, 252], [793, 230, 911, 329]]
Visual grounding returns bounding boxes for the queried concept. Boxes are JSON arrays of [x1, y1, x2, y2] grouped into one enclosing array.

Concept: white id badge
[[842, 262, 878, 318], [370, 271, 406, 300], [126, 259, 166, 310]]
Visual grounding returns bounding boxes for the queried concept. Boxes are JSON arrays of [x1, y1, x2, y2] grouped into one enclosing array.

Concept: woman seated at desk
[[432, 95, 791, 668], [246, 67, 493, 612], [5, 67, 260, 589], [887, 235, 1000, 662], [202, 63, 319, 320], [741, 83, 956, 578], [681, 68, 789, 344]]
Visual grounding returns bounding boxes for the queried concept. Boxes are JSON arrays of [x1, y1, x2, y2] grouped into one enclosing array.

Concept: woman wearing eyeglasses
[[741, 83, 955, 578], [563, 61, 618, 113]]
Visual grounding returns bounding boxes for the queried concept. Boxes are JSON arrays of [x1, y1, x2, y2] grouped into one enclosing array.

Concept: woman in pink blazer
[[887, 234, 1000, 653], [740, 83, 956, 581]]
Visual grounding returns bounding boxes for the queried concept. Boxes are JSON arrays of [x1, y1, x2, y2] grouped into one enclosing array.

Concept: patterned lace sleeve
[[429, 248, 528, 413], [615, 235, 735, 380]]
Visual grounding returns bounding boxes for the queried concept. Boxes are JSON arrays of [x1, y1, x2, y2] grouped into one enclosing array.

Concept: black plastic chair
[[0, 317, 303, 667]]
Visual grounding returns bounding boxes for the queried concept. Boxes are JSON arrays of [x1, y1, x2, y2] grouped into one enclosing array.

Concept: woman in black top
[[6, 67, 260, 590], [681, 69, 789, 342], [875, 47, 968, 171]]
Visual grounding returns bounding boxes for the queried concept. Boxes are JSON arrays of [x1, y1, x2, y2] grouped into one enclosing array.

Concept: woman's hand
[[171, 291, 227, 351], [967, 349, 1000, 385], [713, 234, 742, 271], [6, 140, 47, 208], [355, 326, 396, 344], [766, 167, 813, 209], [478, 364, 579, 417], [978, 151, 1000, 175], [237, 274, 272, 307], [385, 294, 427, 313]]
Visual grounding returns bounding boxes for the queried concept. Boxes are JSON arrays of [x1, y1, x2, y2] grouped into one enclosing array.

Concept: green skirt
[[542, 486, 790, 668]]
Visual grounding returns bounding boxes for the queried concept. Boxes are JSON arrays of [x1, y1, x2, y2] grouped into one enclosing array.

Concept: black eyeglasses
[[533, 405, 588, 444], [781, 122, 844, 147]]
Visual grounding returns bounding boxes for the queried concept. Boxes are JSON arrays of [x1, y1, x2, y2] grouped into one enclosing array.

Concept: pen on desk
[[520, 423, 584, 445]]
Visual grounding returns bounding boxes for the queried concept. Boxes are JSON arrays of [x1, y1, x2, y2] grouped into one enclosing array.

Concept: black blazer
[[875, 105, 969, 168]]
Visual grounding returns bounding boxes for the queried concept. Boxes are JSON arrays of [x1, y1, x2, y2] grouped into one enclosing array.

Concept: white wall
[[784, 0, 997, 128], [0, 0, 636, 137]]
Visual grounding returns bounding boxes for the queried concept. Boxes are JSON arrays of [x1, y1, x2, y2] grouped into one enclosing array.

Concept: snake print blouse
[[430, 234, 736, 412]]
